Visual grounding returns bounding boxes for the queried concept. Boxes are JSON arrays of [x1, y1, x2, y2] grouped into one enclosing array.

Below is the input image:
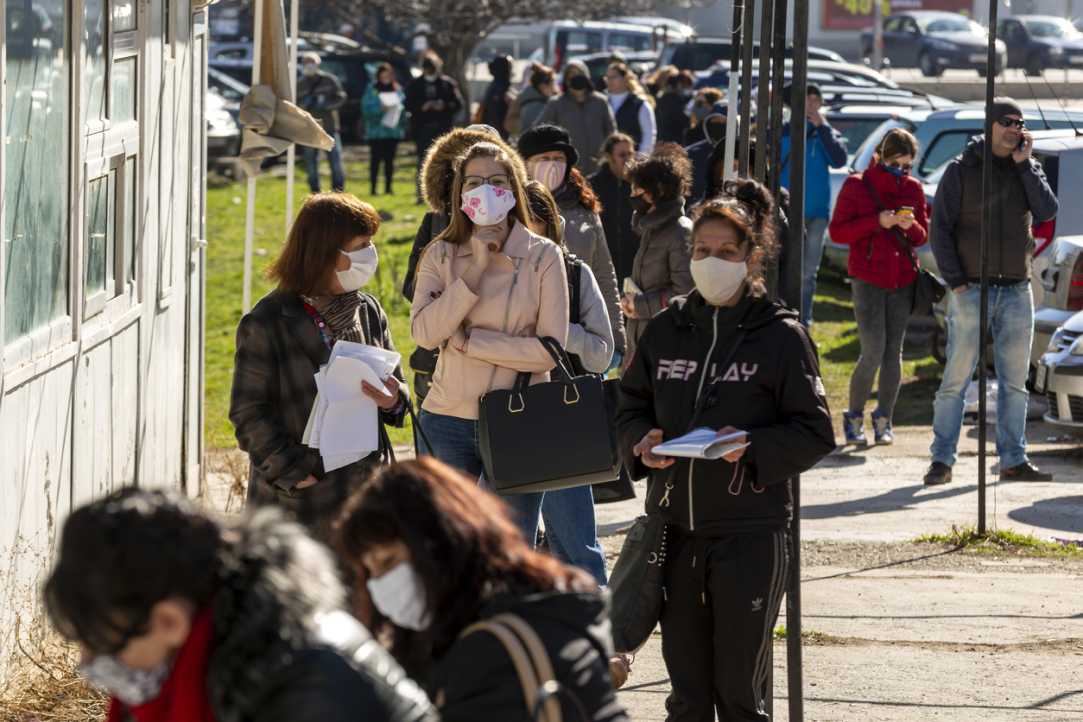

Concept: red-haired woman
[[616, 178, 835, 720], [230, 193, 408, 544], [335, 457, 629, 722]]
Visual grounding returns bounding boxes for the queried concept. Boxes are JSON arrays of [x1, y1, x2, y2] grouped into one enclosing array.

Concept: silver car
[[1035, 310, 1083, 431]]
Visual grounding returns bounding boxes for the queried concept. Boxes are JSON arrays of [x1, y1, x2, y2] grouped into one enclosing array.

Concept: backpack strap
[[565, 254, 583, 325]]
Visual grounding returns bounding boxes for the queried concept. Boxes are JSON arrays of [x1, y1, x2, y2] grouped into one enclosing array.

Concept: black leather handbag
[[860, 175, 946, 317], [479, 337, 620, 495]]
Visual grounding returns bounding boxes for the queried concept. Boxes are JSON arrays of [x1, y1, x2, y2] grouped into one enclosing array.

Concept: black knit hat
[[515, 124, 580, 168], [989, 97, 1024, 120], [781, 81, 822, 108]]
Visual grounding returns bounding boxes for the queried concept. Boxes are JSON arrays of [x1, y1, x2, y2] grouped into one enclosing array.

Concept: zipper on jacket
[[687, 308, 720, 531], [485, 259, 522, 394]]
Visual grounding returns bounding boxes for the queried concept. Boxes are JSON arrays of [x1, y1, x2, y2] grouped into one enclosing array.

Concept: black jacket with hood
[[616, 289, 836, 535], [205, 509, 437, 722], [425, 591, 629, 722]]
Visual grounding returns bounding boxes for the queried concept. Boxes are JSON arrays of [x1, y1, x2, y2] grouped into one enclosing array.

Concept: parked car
[[997, 15, 1083, 76], [860, 11, 1007, 77], [206, 90, 241, 161], [207, 66, 248, 122], [1035, 310, 1083, 432], [542, 19, 693, 71], [209, 36, 414, 142], [571, 50, 659, 90], [658, 35, 845, 73], [695, 59, 906, 91]]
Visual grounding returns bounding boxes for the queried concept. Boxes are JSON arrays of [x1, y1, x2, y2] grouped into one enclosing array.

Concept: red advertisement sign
[[824, 0, 975, 30]]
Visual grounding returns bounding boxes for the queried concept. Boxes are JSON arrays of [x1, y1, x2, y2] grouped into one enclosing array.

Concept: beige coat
[[410, 222, 570, 420]]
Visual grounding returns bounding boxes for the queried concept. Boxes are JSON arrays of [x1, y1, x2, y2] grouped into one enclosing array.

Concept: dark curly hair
[[691, 177, 779, 296], [565, 166, 602, 214], [625, 142, 693, 204]]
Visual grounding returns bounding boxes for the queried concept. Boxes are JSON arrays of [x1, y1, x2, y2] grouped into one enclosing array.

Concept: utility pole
[[872, 0, 884, 70], [978, 0, 998, 535]]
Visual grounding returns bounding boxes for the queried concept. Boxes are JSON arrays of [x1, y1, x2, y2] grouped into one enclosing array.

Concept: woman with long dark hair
[[335, 458, 629, 721], [616, 179, 835, 721], [361, 62, 405, 196]]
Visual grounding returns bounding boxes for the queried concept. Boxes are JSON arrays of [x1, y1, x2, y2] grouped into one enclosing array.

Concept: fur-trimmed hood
[[419, 128, 526, 215]]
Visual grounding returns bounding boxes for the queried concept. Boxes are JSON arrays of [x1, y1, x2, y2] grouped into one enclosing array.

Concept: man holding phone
[[925, 97, 1059, 486]]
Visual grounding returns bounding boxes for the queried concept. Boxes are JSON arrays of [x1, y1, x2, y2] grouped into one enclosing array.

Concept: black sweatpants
[[369, 139, 398, 192], [660, 527, 790, 722]]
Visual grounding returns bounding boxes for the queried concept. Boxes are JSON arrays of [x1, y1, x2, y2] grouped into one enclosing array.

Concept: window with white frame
[[3, 0, 70, 346], [82, 0, 140, 321]]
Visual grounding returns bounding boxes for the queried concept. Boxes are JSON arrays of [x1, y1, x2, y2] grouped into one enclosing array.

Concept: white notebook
[[653, 428, 749, 460]]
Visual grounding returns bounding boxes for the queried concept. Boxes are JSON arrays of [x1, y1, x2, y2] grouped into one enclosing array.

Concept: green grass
[[204, 147, 944, 449], [205, 145, 424, 448], [913, 524, 1083, 557], [773, 625, 831, 641]]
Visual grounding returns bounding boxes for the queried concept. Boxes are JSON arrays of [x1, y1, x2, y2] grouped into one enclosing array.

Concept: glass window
[[919, 131, 973, 176], [85, 0, 107, 124], [607, 32, 652, 53], [123, 157, 136, 283], [884, 17, 902, 33], [86, 172, 113, 298], [4, 0, 70, 344], [112, 0, 135, 32], [114, 58, 136, 122]]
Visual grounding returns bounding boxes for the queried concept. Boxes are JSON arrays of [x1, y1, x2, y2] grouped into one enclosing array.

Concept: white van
[[542, 19, 693, 72]]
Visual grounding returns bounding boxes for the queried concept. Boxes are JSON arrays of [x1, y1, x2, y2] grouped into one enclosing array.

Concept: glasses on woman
[[995, 116, 1026, 129], [462, 174, 512, 191]]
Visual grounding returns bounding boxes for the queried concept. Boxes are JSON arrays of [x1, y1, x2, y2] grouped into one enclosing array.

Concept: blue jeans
[[801, 217, 829, 327], [930, 281, 1034, 469], [301, 133, 345, 192], [418, 410, 607, 584]]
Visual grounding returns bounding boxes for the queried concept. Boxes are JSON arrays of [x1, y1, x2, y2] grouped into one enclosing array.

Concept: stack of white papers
[[653, 428, 749, 460], [302, 341, 401, 471], [379, 91, 403, 129]]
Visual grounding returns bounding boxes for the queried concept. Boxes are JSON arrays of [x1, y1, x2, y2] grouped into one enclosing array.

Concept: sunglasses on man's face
[[996, 117, 1026, 129]]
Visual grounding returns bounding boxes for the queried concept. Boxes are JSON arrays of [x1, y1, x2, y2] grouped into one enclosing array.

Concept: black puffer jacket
[[426, 591, 628, 722], [616, 289, 835, 535], [207, 510, 438, 722]]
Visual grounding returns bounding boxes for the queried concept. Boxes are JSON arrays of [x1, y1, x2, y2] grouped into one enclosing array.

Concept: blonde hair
[[608, 62, 655, 108], [647, 64, 678, 89], [433, 142, 535, 247]]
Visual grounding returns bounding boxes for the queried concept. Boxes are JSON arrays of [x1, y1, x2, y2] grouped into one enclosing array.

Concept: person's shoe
[[842, 411, 867, 444], [924, 462, 953, 486], [871, 409, 894, 445], [385, 183, 394, 195], [608, 654, 632, 689], [1000, 461, 1053, 481]]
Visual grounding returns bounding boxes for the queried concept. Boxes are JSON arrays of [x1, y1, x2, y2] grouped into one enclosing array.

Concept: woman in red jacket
[[829, 128, 928, 445]]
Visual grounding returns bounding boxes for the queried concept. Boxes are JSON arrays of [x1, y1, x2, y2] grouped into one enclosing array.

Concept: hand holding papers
[[652, 428, 749, 461], [379, 91, 403, 129], [303, 341, 401, 472]]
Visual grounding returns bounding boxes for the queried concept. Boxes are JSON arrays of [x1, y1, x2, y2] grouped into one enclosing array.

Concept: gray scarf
[[304, 291, 365, 345]]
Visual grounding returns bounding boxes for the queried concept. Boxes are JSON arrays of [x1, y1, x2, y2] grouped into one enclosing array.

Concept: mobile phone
[[1018, 136, 1028, 151], [896, 206, 914, 217]]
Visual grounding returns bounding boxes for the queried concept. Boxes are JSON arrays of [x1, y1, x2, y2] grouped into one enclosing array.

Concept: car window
[[321, 58, 366, 86], [1026, 19, 1083, 38], [607, 32, 652, 52], [560, 30, 603, 55], [919, 16, 981, 35], [214, 47, 248, 60], [884, 17, 903, 32], [899, 18, 916, 33], [828, 118, 896, 160], [672, 41, 733, 71], [919, 130, 974, 176]]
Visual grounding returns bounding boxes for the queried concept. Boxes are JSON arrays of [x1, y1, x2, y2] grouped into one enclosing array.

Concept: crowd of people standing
[[47, 43, 1060, 721]]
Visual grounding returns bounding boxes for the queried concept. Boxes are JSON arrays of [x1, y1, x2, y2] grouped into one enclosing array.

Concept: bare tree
[[317, 0, 683, 108]]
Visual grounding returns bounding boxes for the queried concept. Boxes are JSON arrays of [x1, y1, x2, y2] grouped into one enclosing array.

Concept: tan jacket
[[410, 222, 570, 420]]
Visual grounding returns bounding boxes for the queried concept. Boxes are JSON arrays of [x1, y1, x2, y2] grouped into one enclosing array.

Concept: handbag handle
[[860, 174, 920, 273], [399, 388, 435, 458], [512, 336, 578, 391]]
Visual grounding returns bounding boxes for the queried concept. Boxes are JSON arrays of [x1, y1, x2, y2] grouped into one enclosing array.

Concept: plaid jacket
[[230, 288, 408, 543]]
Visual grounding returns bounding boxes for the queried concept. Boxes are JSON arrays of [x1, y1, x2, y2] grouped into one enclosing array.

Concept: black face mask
[[568, 75, 591, 91], [631, 195, 651, 216]]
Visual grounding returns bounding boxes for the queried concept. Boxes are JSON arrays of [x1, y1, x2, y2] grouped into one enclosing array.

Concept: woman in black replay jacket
[[615, 178, 835, 721]]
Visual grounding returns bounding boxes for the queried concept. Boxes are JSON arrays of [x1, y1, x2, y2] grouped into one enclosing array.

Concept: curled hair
[[625, 142, 693, 204], [691, 177, 779, 296], [266, 192, 382, 296], [335, 458, 593, 671], [524, 181, 567, 248], [565, 166, 602, 214], [529, 61, 555, 89], [875, 127, 920, 163]]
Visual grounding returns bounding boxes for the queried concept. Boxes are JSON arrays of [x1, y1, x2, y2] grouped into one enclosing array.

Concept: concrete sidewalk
[[612, 425, 1083, 721]]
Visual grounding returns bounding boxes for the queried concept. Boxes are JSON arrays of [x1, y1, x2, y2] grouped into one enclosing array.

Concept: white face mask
[[528, 160, 566, 192], [79, 653, 171, 707], [303, 63, 318, 77], [782, 106, 792, 124], [336, 245, 379, 292], [691, 256, 749, 304], [461, 184, 517, 227], [366, 561, 431, 631]]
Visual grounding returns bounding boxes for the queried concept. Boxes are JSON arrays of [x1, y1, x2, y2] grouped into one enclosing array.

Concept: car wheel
[[919, 50, 941, 77], [977, 65, 988, 77], [862, 49, 881, 70], [1025, 53, 1044, 76]]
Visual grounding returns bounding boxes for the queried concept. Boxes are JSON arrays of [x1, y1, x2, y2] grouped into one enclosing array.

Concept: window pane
[[114, 58, 136, 122], [112, 0, 135, 32], [123, 158, 136, 283], [85, 0, 106, 124], [86, 174, 109, 296], [4, 0, 69, 343]]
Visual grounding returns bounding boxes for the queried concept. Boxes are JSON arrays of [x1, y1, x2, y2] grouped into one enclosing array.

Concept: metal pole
[[786, 2, 809, 714], [285, 0, 299, 231], [739, 0, 756, 176], [979, 0, 997, 535], [723, 1, 743, 182], [754, 0, 773, 182], [242, 0, 265, 314], [872, 0, 883, 71], [764, 0, 787, 300]]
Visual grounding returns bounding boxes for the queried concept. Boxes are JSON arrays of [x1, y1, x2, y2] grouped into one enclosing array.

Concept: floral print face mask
[[461, 184, 517, 227]]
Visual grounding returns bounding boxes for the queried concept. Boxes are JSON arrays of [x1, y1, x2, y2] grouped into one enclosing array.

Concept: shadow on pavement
[[1007, 495, 1083, 535], [802, 484, 976, 520]]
